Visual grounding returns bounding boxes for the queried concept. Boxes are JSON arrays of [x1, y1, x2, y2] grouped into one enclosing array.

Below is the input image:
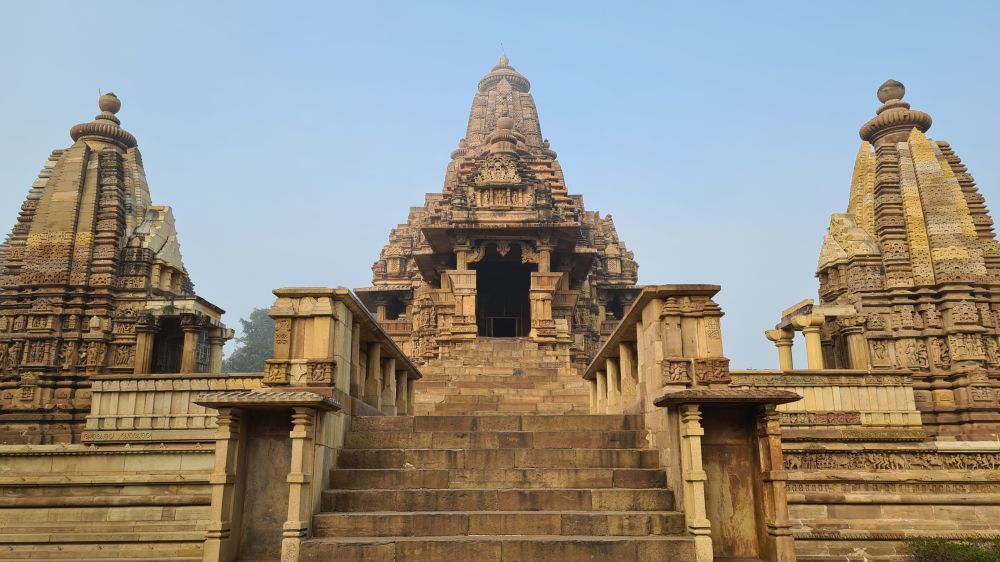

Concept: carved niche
[[475, 154, 520, 185]]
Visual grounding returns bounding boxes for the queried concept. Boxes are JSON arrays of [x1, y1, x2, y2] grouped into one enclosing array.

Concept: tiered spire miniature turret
[[358, 56, 639, 368], [812, 80, 1000, 437], [0, 94, 231, 444]]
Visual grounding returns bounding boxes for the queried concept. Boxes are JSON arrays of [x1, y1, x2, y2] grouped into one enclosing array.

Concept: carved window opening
[[386, 297, 406, 321], [474, 244, 534, 338], [150, 317, 183, 373], [607, 295, 625, 321]]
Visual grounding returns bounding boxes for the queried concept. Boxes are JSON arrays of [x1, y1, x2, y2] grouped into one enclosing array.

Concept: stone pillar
[[619, 343, 637, 407], [840, 318, 870, 370], [529, 272, 561, 340], [395, 371, 408, 415], [364, 343, 381, 409], [133, 321, 156, 374], [445, 270, 477, 339], [202, 408, 243, 562], [755, 405, 796, 562], [406, 378, 415, 416], [208, 331, 226, 373], [180, 314, 202, 374], [606, 357, 621, 412], [350, 322, 361, 398], [596, 370, 608, 414], [380, 357, 397, 416], [792, 314, 825, 370], [765, 329, 795, 371], [588, 378, 598, 413], [678, 404, 713, 561], [281, 407, 316, 561]]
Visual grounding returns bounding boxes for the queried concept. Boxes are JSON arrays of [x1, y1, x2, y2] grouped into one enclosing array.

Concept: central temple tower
[[358, 57, 639, 413]]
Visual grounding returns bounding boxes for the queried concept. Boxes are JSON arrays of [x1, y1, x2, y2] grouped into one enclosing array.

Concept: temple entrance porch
[[473, 245, 533, 337]]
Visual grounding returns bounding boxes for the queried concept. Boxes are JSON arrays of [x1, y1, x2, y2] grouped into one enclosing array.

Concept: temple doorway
[[150, 317, 183, 373], [474, 244, 533, 337]]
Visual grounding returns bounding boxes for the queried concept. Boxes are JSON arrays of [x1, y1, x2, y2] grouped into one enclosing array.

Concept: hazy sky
[[1, 1, 999, 368]]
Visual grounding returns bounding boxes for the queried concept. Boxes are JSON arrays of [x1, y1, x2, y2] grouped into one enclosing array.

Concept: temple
[[767, 80, 1000, 438], [0, 67, 998, 562], [0, 94, 232, 444], [358, 56, 639, 415]]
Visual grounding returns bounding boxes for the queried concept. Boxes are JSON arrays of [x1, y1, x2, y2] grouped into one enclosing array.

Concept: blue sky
[[1, 1, 998, 368]]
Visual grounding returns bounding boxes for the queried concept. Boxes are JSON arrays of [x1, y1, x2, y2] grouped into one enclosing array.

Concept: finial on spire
[[877, 79, 905, 103], [499, 53, 509, 67], [99, 92, 122, 115], [859, 79, 931, 143], [69, 91, 137, 148]]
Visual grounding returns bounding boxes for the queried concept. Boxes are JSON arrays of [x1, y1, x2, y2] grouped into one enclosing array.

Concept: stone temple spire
[[812, 79, 1000, 437], [464, 55, 545, 149]]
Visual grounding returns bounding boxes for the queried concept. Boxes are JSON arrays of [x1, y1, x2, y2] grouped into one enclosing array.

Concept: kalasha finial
[[859, 79, 931, 143], [499, 54, 509, 67], [99, 92, 122, 114], [877, 79, 905, 103], [69, 91, 137, 148]]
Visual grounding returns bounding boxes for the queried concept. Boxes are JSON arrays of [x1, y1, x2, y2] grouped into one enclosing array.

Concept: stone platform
[[413, 339, 590, 416]]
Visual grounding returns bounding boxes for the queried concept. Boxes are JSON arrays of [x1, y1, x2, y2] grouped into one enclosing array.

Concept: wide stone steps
[[329, 467, 666, 489], [311, 510, 685, 537], [322, 488, 677, 512], [304, 414, 694, 561], [298, 535, 697, 561], [337, 447, 660, 469], [345, 429, 647, 449]]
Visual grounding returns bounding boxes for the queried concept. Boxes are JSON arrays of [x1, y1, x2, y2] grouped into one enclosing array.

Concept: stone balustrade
[[582, 284, 798, 562], [197, 287, 421, 562], [83, 373, 262, 442]]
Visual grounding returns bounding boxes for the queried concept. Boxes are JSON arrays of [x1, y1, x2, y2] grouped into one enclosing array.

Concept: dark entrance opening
[[151, 317, 183, 373], [474, 244, 533, 337]]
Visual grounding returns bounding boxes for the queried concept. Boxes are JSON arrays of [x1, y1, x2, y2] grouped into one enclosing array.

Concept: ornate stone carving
[[693, 358, 731, 384], [263, 360, 290, 385], [784, 451, 1000, 471], [306, 359, 335, 385], [475, 154, 520, 185], [662, 359, 691, 383]]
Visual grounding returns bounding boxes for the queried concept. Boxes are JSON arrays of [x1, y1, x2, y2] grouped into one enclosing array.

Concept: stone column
[[596, 370, 608, 414], [678, 404, 713, 561], [281, 408, 316, 562], [180, 314, 202, 374], [202, 407, 243, 562], [406, 378, 415, 416], [395, 371, 408, 415], [207, 331, 226, 373], [606, 357, 621, 412], [364, 343, 381, 409], [380, 357, 397, 416], [840, 317, 870, 370], [792, 314, 825, 370], [529, 272, 561, 341], [765, 329, 795, 371], [619, 343, 637, 407], [133, 321, 156, 374], [445, 270, 477, 339], [588, 378, 598, 413], [756, 405, 796, 561]]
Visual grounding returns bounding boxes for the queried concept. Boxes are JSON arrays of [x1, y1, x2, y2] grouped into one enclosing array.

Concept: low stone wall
[[731, 369, 1000, 560], [784, 441, 1000, 560], [0, 372, 262, 561], [0, 444, 213, 561]]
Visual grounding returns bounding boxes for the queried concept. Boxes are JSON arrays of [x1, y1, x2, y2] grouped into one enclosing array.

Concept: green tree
[[222, 308, 274, 372]]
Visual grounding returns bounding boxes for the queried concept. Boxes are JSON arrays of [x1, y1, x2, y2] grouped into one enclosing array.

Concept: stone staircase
[[413, 339, 591, 416], [299, 414, 695, 561]]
